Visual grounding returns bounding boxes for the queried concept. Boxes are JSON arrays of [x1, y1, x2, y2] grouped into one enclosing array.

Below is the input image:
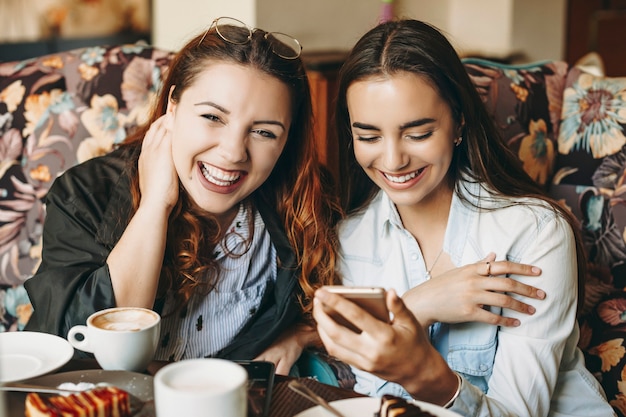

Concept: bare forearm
[[107, 205, 170, 308]]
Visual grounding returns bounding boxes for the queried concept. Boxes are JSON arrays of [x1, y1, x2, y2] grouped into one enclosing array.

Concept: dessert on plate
[[24, 386, 131, 417], [377, 394, 437, 417]]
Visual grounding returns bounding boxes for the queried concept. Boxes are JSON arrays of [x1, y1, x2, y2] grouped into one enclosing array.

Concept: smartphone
[[322, 286, 389, 333], [234, 360, 275, 417]]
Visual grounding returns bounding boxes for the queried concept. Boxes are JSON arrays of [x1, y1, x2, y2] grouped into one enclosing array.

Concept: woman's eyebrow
[[254, 120, 286, 130], [399, 118, 436, 130], [352, 118, 436, 131], [352, 122, 378, 130], [195, 101, 229, 114]]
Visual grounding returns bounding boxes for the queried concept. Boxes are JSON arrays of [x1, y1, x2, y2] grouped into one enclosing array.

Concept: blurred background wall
[[3, 0, 625, 74], [152, 0, 566, 63]]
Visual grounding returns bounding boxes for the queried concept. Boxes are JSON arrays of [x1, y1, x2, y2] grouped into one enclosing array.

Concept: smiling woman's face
[[166, 62, 292, 222], [347, 71, 458, 211]]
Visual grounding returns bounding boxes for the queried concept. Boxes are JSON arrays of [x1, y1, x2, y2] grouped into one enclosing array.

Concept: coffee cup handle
[[67, 325, 94, 353]]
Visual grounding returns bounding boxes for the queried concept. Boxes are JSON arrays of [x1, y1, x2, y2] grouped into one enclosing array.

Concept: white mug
[[67, 307, 160, 372], [154, 358, 248, 417]]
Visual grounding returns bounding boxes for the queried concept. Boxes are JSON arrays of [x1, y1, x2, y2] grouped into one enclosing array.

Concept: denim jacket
[[337, 182, 614, 417]]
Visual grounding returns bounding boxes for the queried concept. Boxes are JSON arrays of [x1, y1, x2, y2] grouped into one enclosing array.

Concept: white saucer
[[294, 397, 462, 417], [0, 331, 74, 382]]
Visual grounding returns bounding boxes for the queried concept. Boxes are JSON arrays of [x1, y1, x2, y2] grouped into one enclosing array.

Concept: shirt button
[[479, 364, 488, 371], [411, 253, 418, 260]]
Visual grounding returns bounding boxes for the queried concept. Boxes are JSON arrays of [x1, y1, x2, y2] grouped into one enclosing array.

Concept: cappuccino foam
[[92, 309, 157, 332]]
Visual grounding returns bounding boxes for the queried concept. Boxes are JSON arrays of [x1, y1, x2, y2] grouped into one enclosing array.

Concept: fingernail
[[527, 305, 536, 314], [531, 266, 541, 274], [536, 289, 546, 299], [512, 319, 520, 327]]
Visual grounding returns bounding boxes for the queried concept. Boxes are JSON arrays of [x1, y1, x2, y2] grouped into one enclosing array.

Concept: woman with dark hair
[[25, 17, 341, 373], [313, 19, 614, 415]]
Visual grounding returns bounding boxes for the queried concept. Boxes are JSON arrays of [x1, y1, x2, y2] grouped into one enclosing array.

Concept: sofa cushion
[[549, 68, 626, 414], [0, 57, 69, 315], [463, 58, 569, 187], [555, 67, 626, 186], [0, 43, 173, 331]]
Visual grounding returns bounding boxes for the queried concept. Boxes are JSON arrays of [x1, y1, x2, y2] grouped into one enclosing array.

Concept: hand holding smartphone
[[322, 286, 389, 333]]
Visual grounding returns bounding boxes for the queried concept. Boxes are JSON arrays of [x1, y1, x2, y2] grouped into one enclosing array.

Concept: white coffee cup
[[67, 307, 160, 372], [154, 358, 248, 417]]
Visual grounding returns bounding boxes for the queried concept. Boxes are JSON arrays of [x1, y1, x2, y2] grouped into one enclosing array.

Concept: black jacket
[[24, 146, 302, 360]]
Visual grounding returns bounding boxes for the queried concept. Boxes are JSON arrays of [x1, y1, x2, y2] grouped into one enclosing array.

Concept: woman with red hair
[[25, 17, 341, 373]]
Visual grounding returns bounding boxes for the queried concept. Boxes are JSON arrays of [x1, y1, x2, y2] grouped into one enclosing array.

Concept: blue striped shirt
[[154, 204, 277, 361]]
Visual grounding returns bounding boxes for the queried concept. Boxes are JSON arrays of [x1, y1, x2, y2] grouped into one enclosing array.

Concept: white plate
[[6, 369, 154, 417], [0, 332, 74, 382], [294, 397, 462, 417], [26, 369, 154, 401]]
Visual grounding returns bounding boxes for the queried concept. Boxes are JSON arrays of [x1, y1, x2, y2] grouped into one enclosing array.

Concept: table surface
[[5, 358, 364, 417]]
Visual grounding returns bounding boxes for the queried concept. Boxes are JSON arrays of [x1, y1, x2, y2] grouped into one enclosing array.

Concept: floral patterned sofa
[[2, 44, 626, 414], [464, 58, 626, 415], [0, 43, 174, 330]]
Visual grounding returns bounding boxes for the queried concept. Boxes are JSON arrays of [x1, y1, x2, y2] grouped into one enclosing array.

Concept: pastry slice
[[378, 394, 437, 417], [25, 386, 131, 417]]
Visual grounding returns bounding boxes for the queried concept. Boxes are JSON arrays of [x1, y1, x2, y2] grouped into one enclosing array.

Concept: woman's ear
[[165, 86, 176, 129]]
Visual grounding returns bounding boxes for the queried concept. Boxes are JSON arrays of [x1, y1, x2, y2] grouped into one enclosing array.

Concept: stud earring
[[454, 137, 463, 146]]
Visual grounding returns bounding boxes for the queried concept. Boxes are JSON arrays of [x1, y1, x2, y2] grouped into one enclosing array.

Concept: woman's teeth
[[201, 163, 240, 186], [384, 168, 423, 183]]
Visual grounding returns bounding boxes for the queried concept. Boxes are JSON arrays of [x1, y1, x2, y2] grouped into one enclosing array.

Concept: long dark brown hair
[[335, 19, 586, 313], [122, 23, 342, 317]]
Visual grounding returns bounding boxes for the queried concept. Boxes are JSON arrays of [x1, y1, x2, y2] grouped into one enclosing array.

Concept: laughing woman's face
[[347, 71, 458, 211], [167, 62, 292, 223]]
